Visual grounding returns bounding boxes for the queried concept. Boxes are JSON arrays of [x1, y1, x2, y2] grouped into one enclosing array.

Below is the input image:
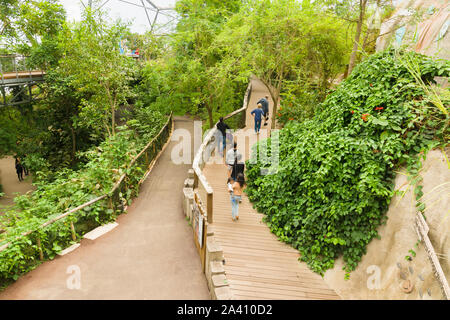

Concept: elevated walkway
[[1, 71, 45, 86]]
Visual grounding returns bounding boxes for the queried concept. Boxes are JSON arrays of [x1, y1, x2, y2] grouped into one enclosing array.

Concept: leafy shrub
[[245, 48, 449, 276], [276, 83, 323, 125]]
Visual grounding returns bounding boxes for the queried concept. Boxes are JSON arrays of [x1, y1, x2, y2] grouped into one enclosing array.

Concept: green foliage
[[1, 0, 66, 69], [245, 49, 449, 276], [0, 1, 172, 287], [134, 0, 351, 129], [57, 8, 138, 138], [169, 0, 247, 128], [275, 84, 322, 125], [215, 0, 351, 127]]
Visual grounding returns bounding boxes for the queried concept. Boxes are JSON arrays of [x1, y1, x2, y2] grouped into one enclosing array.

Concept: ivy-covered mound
[[245, 49, 449, 276]]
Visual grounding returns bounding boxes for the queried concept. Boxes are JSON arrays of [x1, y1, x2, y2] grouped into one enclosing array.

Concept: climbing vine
[[245, 48, 449, 277]]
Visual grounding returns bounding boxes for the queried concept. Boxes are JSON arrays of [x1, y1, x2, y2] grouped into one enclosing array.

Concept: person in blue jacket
[[251, 104, 264, 134]]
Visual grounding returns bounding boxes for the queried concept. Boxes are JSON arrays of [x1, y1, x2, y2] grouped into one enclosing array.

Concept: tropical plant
[[0, 105, 168, 284], [57, 7, 137, 138], [216, 0, 351, 127]]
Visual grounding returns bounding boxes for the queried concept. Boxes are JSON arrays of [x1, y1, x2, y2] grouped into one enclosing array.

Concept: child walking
[[228, 173, 246, 221]]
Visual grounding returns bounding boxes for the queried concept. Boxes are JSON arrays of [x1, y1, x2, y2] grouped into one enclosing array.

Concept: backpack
[[231, 150, 245, 181]]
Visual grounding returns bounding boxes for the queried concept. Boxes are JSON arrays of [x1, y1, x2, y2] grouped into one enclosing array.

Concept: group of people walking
[[216, 95, 271, 221], [216, 118, 245, 222]]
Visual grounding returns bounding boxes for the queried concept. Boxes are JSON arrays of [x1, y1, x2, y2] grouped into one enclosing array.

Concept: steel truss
[[0, 81, 45, 108]]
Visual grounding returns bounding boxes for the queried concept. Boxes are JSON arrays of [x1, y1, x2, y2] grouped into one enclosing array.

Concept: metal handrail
[[0, 112, 173, 253]]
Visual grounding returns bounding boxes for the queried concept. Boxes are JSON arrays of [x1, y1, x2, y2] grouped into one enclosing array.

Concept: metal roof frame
[[81, 0, 178, 33]]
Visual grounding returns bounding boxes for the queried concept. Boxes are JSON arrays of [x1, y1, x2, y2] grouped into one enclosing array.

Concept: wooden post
[[36, 237, 44, 261], [207, 192, 213, 223], [70, 222, 76, 241], [193, 171, 199, 189], [201, 217, 208, 273], [193, 193, 207, 272]]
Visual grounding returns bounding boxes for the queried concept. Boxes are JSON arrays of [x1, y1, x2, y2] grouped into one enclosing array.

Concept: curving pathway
[[202, 78, 340, 300], [0, 117, 210, 300]]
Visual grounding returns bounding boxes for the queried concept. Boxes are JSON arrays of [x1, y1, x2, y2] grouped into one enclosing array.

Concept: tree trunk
[[206, 104, 214, 129], [347, 0, 367, 76], [270, 89, 280, 129], [361, 29, 371, 52]]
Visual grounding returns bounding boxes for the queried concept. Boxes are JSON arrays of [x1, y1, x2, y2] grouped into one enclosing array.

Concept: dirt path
[[0, 116, 210, 299], [202, 78, 340, 299], [0, 156, 34, 215]]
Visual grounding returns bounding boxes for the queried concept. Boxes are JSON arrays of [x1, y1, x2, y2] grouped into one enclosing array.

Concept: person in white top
[[226, 142, 243, 182]]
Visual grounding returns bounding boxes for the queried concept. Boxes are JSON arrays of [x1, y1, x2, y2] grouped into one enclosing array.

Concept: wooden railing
[[0, 113, 173, 255], [192, 82, 252, 224]]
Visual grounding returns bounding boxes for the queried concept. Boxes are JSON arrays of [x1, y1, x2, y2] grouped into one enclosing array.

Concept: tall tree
[[57, 7, 136, 138], [347, 0, 368, 75], [216, 0, 350, 127], [0, 0, 20, 39], [171, 0, 243, 128], [318, 0, 395, 76]]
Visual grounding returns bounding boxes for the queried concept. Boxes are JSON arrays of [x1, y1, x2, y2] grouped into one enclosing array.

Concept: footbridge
[[189, 78, 341, 300], [0, 55, 45, 107]]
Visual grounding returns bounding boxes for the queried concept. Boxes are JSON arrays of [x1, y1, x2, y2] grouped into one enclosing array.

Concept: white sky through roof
[[59, 0, 178, 34]]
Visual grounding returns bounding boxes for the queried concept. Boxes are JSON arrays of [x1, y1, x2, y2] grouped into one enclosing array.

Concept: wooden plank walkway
[[202, 78, 340, 300]]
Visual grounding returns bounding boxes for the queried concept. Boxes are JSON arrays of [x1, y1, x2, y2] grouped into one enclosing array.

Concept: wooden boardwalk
[[202, 79, 340, 300]]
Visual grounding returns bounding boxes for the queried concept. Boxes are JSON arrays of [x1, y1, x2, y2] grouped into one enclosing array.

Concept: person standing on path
[[228, 173, 245, 221], [226, 142, 242, 183], [15, 158, 24, 182], [251, 104, 264, 134], [257, 95, 270, 126], [216, 117, 230, 156]]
